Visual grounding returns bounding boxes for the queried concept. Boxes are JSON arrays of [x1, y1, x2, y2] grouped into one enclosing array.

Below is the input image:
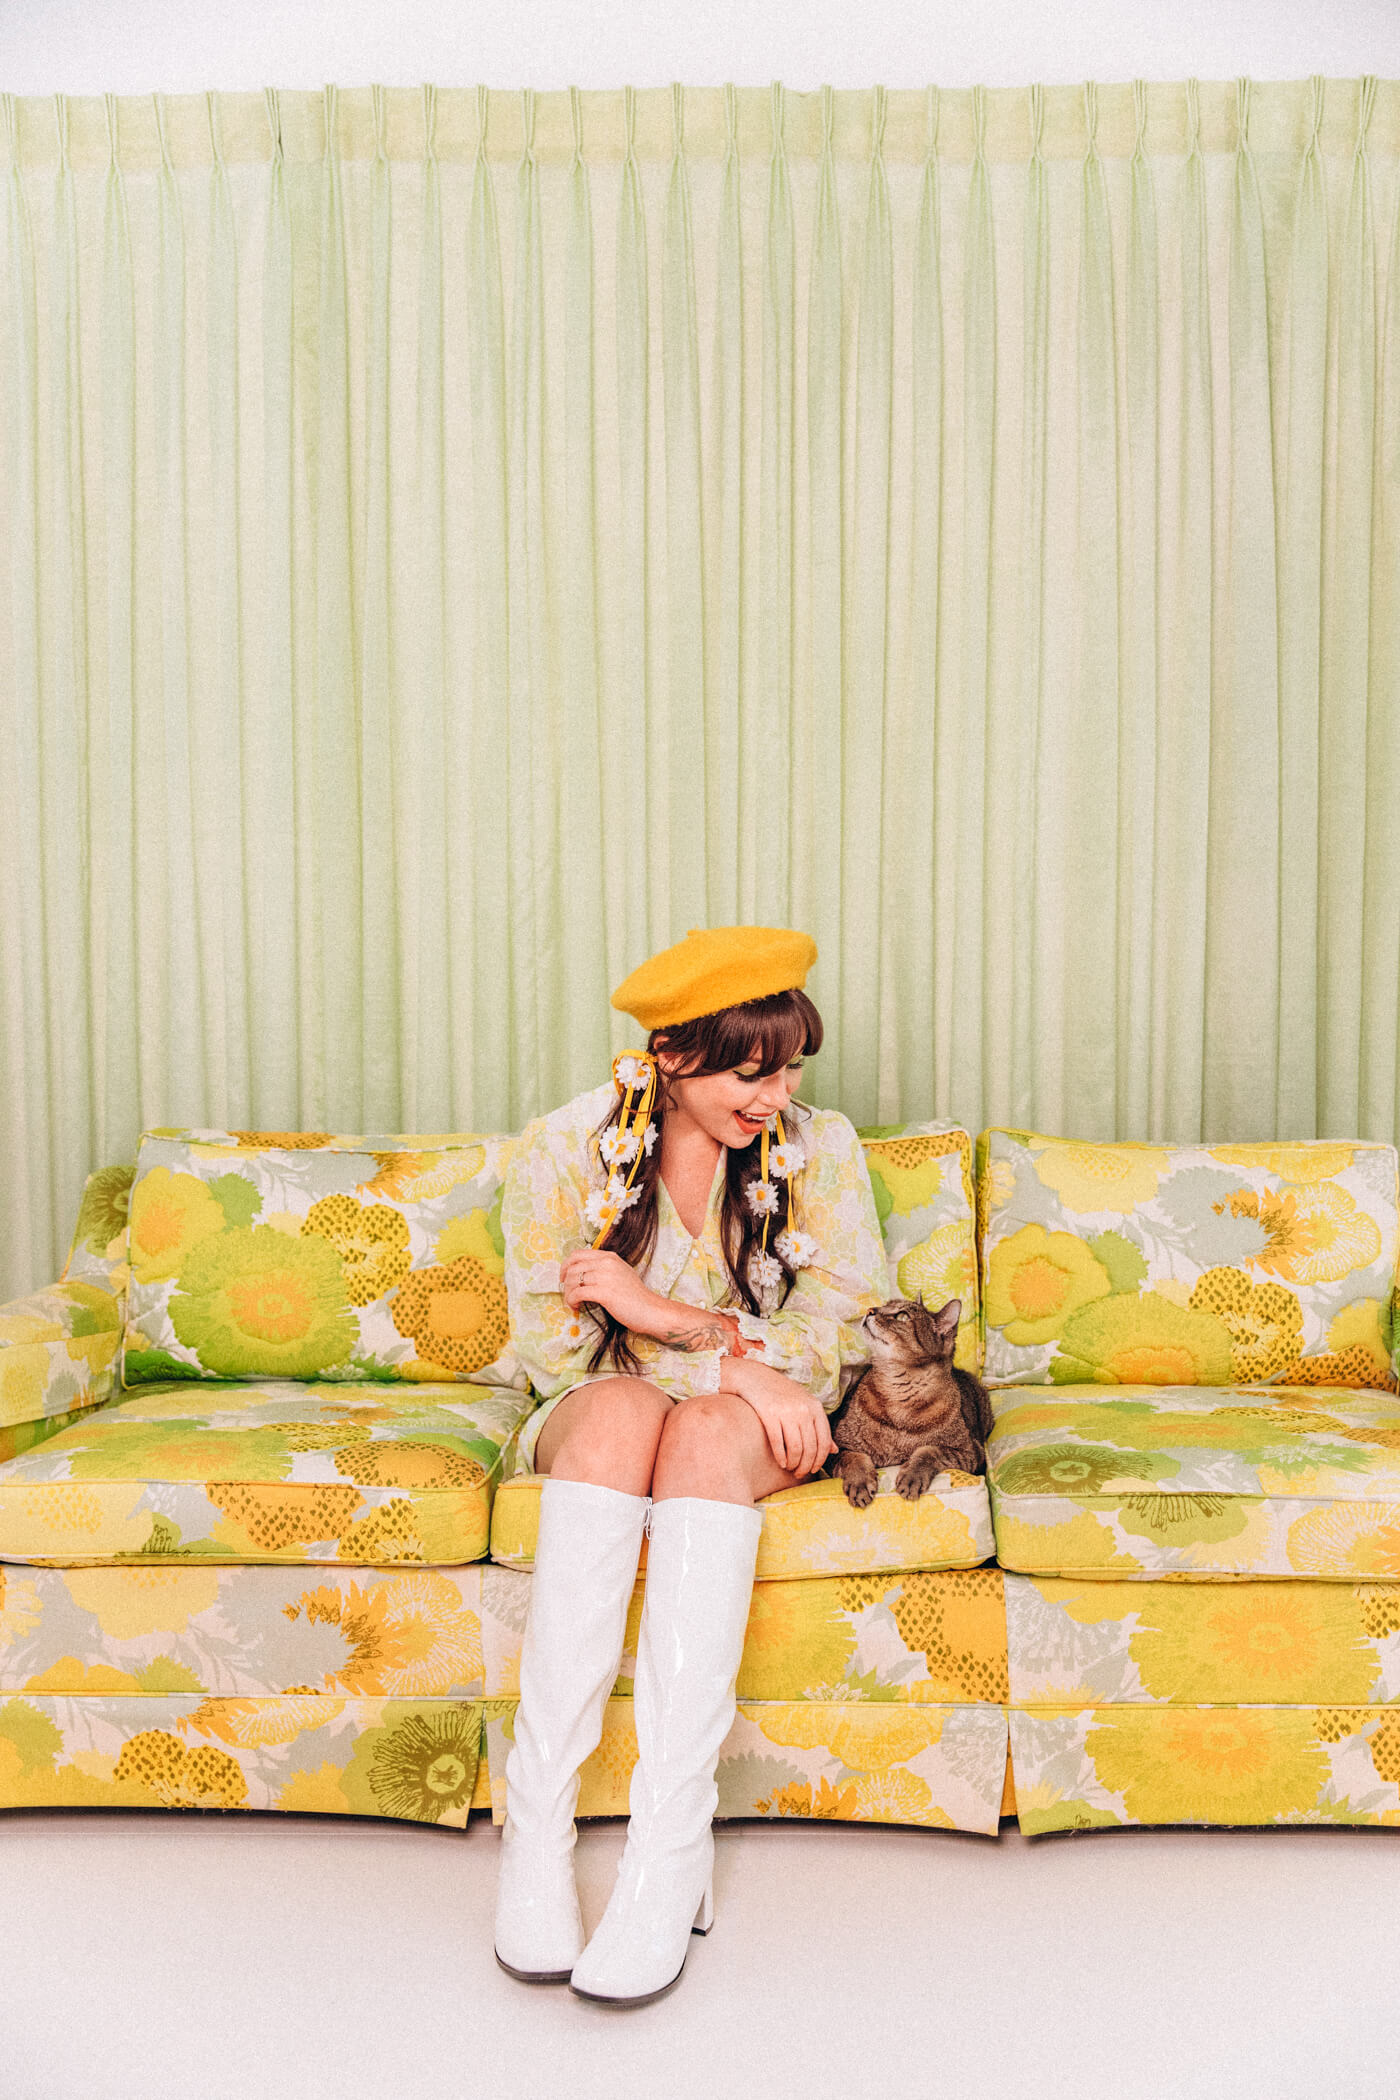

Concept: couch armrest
[[0, 1280, 122, 1438]]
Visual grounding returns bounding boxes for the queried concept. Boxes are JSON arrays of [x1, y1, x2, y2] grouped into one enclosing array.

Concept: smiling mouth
[[735, 1110, 770, 1132]]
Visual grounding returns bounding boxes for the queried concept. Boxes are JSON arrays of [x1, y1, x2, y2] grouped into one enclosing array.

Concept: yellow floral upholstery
[[0, 1559, 1010, 1832], [484, 1698, 1008, 1834], [858, 1122, 980, 1370], [988, 1386, 1400, 1578], [122, 1130, 524, 1387], [490, 1468, 995, 1579], [977, 1130, 1399, 1388], [1003, 1571, 1400, 1830], [0, 1380, 535, 1566], [0, 1281, 122, 1438]]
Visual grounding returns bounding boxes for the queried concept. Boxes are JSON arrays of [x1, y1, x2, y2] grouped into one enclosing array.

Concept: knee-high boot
[[493, 1477, 649, 1982], [569, 1495, 763, 2005]]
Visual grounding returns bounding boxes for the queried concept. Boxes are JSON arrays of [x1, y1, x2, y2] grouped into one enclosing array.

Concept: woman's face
[[657, 1046, 805, 1150]]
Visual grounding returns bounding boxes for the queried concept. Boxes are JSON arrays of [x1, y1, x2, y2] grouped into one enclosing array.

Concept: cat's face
[[862, 1296, 961, 1366]]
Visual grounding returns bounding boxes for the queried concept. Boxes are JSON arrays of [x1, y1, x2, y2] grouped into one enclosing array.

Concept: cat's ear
[[932, 1297, 961, 1343]]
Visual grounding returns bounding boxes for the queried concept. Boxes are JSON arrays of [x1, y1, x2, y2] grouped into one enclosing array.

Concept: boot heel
[[691, 1878, 714, 1936]]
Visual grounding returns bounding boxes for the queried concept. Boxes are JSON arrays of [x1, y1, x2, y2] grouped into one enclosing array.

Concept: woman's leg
[[570, 1388, 819, 2005], [533, 1375, 672, 1491], [495, 1378, 670, 1982]]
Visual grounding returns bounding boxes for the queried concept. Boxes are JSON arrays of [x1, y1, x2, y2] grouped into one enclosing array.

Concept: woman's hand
[[559, 1249, 660, 1331], [720, 1357, 836, 1478], [559, 1251, 753, 1357]]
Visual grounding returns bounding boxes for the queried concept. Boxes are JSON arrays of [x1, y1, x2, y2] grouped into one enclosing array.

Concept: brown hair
[[585, 988, 825, 1376]]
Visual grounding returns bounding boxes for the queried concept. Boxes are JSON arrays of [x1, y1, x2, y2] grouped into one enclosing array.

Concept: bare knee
[[651, 1392, 766, 1501], [537, 1376, 670, 1494]]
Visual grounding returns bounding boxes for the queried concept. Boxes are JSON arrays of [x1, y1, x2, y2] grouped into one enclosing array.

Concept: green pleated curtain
[[1, 77, 1398, 1298]]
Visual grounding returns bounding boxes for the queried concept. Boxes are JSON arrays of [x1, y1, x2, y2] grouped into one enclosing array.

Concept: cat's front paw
[[836, 1451, 878, 1509], [895, 1451, 942, 1501]]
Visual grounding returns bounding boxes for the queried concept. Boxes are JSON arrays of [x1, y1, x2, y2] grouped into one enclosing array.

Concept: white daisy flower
[[602, 1172, 643, 1214], [766, 1142, 802, 1180], [615, 1054, 649, 1091], [748, 1250, 783, 1297], [746, 1178, 780, 1217], [599, 1126, 640, 1166], [640, 1119, 658, 1155], [561, 1312, 590, 1347], [583, 1189, 618, 1233], [774, 1227, 818, 1269]]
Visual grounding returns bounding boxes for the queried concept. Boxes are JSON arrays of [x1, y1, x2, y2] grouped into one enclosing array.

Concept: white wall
[[1, 0, 1398, 96]]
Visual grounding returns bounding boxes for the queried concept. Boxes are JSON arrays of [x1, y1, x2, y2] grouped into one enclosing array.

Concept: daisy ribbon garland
[[591, 1050, 660, 1248]]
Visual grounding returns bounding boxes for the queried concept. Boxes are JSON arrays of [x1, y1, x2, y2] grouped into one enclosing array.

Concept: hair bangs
[[650, 988, 823, 1078]]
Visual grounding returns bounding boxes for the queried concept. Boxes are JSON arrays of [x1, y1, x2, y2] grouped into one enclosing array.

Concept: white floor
[[5, 1809, 1398, 2100]]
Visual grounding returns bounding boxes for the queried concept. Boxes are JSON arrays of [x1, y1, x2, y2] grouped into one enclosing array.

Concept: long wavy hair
[[584, 988, 824, 1376]]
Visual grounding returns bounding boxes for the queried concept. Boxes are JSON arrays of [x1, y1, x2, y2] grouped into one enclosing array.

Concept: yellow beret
[[611, 925, 818, 1030]]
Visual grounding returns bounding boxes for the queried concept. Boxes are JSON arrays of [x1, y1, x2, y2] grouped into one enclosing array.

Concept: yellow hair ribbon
[[593, 1051, 658, 1248]]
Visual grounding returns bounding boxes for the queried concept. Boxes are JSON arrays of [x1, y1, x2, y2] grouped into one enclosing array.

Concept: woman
[[493, 925, 889, 2005]]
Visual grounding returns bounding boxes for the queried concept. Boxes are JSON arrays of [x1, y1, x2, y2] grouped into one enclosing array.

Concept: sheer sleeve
[[730, 1110, 889, 1408], [500, 1114, 608, 1403]]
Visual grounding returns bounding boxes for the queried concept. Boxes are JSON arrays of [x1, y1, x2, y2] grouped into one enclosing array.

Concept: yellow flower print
[[861, 1133, 962, 1218], [759, 1703, 943, 1772], [1324, 1301, 1393, 1377], [897, 1224, 976, 1309], [756, 1777, 858, 1819], [128, 1169, 225, 1284], [738, 1582, 856, 1697], [1034, 1144, 1171, 1216], [348, 1572, 483, 1697], [277, 1763, 350, 1814], [112, 1730, 248, 1810], [0, 1353, 45, 1427], [1209, 1143, 1355, 1182], [994, 1509, 1142, 1575], [177, 1693, 343, 1748], [1287, 1504, 1400, 1577], [1217, 1183, 1381, 1286], [986, 1225, 1112, 1346], [62, 1566, 220, 1639], [358, 1148, 486, 1202], [1086, 1708, 1328, 1824], [390, 1257, 510, 1376], [1051, 1293, 1234, 1386], [434, 1209, 506, 1277], [1187, 1268, 1303, 1382], [853, 1768, 936, 1821], [1128, 1587, 1381, 1704], [0, 1571, 41, 1647], [230, 1130, 334, 1149], [301, 1195, 411, 1307], [978, 1156, 1016, 1243]]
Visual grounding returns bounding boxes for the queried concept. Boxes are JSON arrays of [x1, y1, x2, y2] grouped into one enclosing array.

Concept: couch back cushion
[[123, 1129, 523, 1387], [858, 1122, 980, 1372], [62, 1164, 136, 1301], [977, 1129, 1399, 1390], [119, 1118, 979, 1387]]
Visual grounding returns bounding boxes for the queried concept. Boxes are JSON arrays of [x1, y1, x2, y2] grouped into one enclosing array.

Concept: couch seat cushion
[[978, 1130, 1399, 1390], [987, 1384, 1400, 1578], [490, 1467, 994, 1578], [0, 1380, 535, 1565]]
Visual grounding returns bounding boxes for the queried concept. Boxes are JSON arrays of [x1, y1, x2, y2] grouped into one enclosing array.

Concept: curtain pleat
[[2, 78, 1399, 1296]]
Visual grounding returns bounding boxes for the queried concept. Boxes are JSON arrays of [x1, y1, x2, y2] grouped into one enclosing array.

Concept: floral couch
[[0, 1121, 1009, 1832], [0, 1121, 1395, 1834]]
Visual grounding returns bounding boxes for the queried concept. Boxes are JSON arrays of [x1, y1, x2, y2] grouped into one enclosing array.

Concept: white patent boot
[[494, 1478, 649, 1982], [569, 1495, 763, 2006]]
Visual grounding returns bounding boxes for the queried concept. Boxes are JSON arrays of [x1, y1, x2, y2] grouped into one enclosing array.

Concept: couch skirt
[[0, 1560, 1012, 1833], [1004, 1573, 1400, 1831]]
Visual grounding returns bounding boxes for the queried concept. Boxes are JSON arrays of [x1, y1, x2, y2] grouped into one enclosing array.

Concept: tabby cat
[[831, 1297, 993, 1508]]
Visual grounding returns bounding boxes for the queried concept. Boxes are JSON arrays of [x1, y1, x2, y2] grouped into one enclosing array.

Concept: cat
[[830, 1297, 994, 1509]]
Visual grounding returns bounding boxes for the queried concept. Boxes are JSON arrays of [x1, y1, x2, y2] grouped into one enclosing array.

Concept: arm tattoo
[[660, 1312, 736, 1354]]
